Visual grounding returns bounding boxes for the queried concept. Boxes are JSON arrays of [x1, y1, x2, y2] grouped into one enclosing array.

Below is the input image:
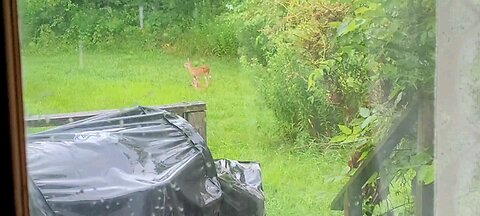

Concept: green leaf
[[359, 151, 369, 161], [350, 118, 364, 126], [352, 126, 361, 135], [328, 21, 342, 28], [410, 152, 433, 166], [361, 115, 376, 129], [343, 135, 356, 143], [338, 125, 352, 135], [359, 107, 370, 118], [417, 165, 434, 185], [355, 7, 371, 15], [330, 135, 347, 143]]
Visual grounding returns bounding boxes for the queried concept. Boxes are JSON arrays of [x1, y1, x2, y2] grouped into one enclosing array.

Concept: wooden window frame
[[1, 0, 29, 215]]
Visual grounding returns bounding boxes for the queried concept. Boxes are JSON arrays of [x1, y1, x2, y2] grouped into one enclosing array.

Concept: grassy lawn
[[22, 50, 347, 215]]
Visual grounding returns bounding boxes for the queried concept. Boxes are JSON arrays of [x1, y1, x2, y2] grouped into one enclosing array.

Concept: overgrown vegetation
[[20, 0, 435, 214]]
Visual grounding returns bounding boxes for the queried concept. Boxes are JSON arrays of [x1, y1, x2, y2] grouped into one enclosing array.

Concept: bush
[[173, 15, 239, 57], [231, 0, 350, 140]]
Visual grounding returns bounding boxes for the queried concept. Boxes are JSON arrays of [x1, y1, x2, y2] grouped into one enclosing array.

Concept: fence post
[[78, 40, 84, 69], [139, 5, 144, 29]]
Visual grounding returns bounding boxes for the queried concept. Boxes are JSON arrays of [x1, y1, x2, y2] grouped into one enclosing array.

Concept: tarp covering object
[[27, 106, 264, 216]]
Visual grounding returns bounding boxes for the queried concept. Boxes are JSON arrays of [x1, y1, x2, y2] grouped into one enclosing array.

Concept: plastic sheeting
[[26, 107, 265, 216], [215, 160, 265, 216]]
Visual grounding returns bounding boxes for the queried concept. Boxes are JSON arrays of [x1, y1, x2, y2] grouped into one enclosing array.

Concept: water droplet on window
[[129, 198, 133, 202], [106, 205, 110, 209], [119, 119, 124, 126], [170, 182, 180, 191], [157, 196, 162, 200], [68, 117, 74, 123], [92, 201, 97, 205], [206, 162, 212, 168], [168, 205, 173, 211], [116, 202, 120, 206], [178, 206, 184, 212], [154, 206, 160, 209], [100, 198, 105, 203]]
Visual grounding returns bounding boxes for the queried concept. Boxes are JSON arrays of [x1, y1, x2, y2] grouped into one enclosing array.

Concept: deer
[[183, 59, 211, 89]]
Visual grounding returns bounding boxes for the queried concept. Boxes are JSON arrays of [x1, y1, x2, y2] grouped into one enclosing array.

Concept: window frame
[[1, 0, 29, 215]]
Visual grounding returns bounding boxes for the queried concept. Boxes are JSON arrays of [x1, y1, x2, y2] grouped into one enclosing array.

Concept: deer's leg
[[192, 76, 200, 88]]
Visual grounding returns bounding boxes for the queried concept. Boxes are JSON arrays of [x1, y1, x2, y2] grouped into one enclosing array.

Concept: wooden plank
[[331, 100, 419, 210], [186, 111, 207, 144], [415, 95, 434, 216], [25, 101, 206, 127], [344, 186, 362, 216]]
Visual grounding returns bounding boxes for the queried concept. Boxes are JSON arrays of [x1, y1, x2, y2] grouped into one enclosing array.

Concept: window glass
[[17, 0, 479, 215]]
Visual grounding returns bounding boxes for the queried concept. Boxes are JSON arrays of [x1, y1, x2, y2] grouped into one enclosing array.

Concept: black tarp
[[26, 106, 265, 216]]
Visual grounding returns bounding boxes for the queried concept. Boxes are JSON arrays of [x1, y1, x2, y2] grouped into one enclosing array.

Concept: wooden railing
[[25, 101, 207, 142], [331, 95, 434, 216]]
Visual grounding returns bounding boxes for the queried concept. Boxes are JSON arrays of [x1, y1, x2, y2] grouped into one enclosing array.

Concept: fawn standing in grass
[[183, 59, 211, 89]]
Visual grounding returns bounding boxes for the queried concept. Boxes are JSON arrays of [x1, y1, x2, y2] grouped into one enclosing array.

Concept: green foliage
[[230, 0, 350, 140], [173, 15, 239, 57], [229, 0, 436, 213], [19, 0, 233, 53]]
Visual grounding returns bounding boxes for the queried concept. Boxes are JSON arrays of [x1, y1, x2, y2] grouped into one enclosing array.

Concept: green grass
[[22, 50, 347, 215]]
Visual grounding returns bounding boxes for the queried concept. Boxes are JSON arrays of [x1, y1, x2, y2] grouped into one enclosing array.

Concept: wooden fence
[[25, 101, 207, 142]]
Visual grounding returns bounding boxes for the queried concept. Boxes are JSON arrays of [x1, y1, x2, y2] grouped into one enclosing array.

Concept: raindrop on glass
[[120, 119, 124, 126], [171, 182, 180, 191], [154, 206, 160, 209], [106, 205, 110, 209]]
